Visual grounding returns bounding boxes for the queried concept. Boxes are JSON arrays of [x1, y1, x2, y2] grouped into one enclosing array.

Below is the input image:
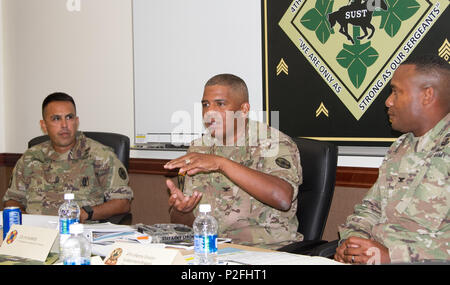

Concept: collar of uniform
[[42, 131, 89, 161], [68, 132, 90, 160], [199, 120, 276, 147], [411, 113, 449, 153], [200, 120, 252, 147]]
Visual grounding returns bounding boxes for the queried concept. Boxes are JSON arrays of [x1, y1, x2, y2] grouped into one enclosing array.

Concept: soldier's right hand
[[166, 179, 202, 213]]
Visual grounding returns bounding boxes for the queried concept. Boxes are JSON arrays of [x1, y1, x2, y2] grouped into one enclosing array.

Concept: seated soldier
[[3, 92, 133, 223], [164, 74, 303, 249], [335, 54, 449, 264]]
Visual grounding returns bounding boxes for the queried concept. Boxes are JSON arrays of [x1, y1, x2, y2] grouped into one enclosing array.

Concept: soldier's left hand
[[164, 152, 225, 176], [166, 179, 202, 213], [341, 236, 391, 264]]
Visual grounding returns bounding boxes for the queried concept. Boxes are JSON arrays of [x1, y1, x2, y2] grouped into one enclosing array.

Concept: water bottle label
[[59, 218, 79, 234], [63, 257, 91, 265], [194, 234, 218, 254]]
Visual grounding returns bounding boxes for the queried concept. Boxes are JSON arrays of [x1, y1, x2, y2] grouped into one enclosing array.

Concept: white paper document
[[0, 212, 58, 229], [82, 222, 136, 243], [186, 247, 344, 265]]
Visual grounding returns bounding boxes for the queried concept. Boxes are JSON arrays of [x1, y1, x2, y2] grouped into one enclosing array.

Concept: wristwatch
[[82, 205, 94, 221]]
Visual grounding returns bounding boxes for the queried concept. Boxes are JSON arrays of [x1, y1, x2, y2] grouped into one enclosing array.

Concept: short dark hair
[[402, 54, 450, 111], [205, 74, 249, 103], [402, 54, 450, 74], [42, 92, 76, 118]]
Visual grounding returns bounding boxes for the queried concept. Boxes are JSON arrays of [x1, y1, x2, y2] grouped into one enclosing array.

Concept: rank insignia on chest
[[82, 176, 89, 187]]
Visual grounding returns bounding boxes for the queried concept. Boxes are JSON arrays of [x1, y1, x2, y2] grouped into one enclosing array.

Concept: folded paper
[[0, 224, 58, 262]]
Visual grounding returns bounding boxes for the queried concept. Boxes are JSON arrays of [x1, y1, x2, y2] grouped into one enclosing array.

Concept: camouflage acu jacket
[[184, 120, 303, 249], [339, 114, 450, 263], [3, 132, 133, 215]]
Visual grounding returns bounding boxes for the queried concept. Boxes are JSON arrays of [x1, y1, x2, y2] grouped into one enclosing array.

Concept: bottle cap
[[64, 193, 75, 200], [69, 223, 84, 234], [199, 204, 211, 213]]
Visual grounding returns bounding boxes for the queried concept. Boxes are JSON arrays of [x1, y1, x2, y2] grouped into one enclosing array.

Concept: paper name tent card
[[0, 224, 58, 263], [103, 242, 186, 265]]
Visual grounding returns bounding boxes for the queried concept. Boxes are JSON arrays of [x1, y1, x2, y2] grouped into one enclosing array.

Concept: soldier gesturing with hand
[[164, 74, 303, 250]]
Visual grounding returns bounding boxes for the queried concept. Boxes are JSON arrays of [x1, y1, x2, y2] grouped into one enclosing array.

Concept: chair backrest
[[294, 137, 337, 241], [28, 131, 130, 170]]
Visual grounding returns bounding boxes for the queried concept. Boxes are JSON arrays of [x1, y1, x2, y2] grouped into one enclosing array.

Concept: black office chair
[[310, 239, 340, 258], [28, 131, 132, 225], [278, 137, 338, 255]]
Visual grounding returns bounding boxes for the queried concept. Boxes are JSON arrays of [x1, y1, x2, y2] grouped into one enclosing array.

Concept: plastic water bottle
[[62, 223, 91, 265], [59, 193, 80, 252], [193, 204, 218, 265]]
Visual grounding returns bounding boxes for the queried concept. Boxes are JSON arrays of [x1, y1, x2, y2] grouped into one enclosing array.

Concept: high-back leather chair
[[278, 137, 338, 254], [28, 131, 132, 224], [28, 131, 130, 170]]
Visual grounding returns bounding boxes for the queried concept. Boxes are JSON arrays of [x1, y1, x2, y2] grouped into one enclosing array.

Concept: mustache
[[58, 128, 72, 135]]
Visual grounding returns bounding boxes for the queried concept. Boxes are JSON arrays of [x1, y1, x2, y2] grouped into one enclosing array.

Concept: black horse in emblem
[[327, 0, 388, 44]]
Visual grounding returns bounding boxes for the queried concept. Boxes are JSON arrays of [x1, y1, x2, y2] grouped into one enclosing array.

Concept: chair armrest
[[310, 239, 339, 258], [277, 240, 328, 255]]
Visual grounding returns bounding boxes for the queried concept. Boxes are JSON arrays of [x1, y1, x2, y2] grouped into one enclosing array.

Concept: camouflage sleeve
[[182, 143, 207, 197], [385, 219, 450, 263], [261, 136, 302, 201], [95, 148, 134, 202], [385, 143, 450, 263], [338, 180, 383, 240], [2, 155, 28, 207], [338, 138, 398, 241], [339, 134, 450, 263], [381, 181, 450, 263]]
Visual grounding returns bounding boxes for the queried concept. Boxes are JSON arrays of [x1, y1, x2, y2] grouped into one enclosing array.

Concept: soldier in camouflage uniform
[[2, 93, 133, 222], [336, 55, 450, 264], [164, 74, 303, 249]]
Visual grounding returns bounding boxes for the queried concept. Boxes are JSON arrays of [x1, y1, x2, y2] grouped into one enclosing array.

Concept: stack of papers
[[82, 223, 136, 243], [184, 247, 344, 265], [220, 247, 344, 265], [165, 238, 232, 250], [82, 223, 147, 257]]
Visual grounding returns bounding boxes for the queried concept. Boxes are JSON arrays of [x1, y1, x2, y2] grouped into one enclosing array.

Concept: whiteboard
[[132, 0, 263, 142]]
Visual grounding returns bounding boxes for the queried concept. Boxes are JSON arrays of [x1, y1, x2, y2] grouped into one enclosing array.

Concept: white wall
[[2, 0, 134, 153], [133, 0, 263, 136], [0, 0, 383, 167]]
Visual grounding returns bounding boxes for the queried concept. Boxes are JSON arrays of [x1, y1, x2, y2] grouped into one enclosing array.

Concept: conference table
[[0, 214, 341, 265], [0, 231, 340, 265]]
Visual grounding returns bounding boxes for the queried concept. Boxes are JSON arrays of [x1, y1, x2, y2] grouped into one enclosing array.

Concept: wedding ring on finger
[[185, 158, 191, 165], [351, 255, 355, 263]]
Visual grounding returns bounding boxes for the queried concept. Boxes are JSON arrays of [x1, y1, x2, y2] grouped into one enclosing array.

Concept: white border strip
[[0, 2, 5, 153]]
